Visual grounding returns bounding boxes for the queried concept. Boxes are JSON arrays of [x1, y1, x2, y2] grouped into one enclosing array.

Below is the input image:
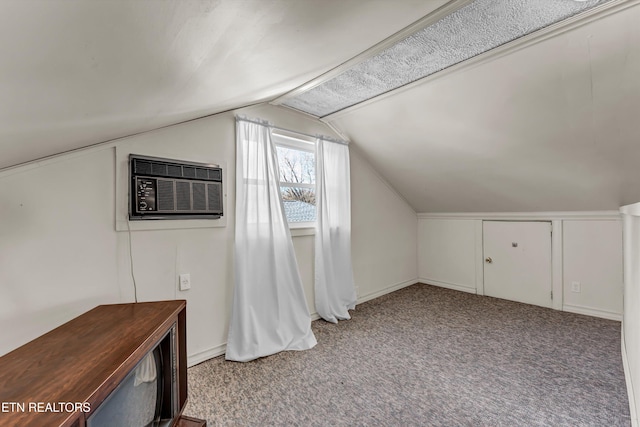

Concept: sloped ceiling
[[1, 0, 639, 213], [0, 0, 446, 169], [326, 1, 640, 212]]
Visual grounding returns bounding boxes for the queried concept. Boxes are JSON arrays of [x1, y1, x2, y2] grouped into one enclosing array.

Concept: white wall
[[350, 146, 418, 302], [0, 103, 418, 363], [418, 213, 623, 320], [621, 203, 640, 426], [417, 219, 476, 293], [562, 220, 623, 319], [0, 150, 120, 353]]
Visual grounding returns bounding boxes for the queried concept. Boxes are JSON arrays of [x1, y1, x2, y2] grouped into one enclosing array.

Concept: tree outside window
[[275, 141, 316, 224]]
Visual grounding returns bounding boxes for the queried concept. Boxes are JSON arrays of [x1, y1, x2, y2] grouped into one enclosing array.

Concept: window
[[272, 132, 316, 226]]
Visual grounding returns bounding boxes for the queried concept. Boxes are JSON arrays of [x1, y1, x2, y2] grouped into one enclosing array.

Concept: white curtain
[[315, 137, 357, 323], [226, 118, 317, 362]]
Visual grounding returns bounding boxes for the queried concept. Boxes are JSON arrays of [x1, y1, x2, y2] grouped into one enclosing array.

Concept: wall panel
[[562, 220, 623, 319], [417, 213, 623, 319]]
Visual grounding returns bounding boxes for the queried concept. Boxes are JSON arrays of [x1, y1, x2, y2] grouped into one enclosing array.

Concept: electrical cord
[[126, 217, 139, 303]]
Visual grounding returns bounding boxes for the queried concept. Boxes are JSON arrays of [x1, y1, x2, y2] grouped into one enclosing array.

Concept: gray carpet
[[183, 284, 630, 426]]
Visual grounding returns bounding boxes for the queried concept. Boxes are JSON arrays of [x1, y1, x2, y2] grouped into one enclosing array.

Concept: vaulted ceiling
[[325, 1, 640, 212], [1, 0, 639, 212], [0, 0, 447, 168]]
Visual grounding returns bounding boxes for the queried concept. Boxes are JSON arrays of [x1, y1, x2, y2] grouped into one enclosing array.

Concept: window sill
[[290, 224, 315, 237]]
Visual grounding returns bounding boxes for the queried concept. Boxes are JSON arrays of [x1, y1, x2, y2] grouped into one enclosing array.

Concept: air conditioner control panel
[[135, 178, 156, 212]]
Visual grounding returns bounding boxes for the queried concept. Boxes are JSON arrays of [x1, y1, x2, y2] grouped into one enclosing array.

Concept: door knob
[[485, 257, 493, 263]]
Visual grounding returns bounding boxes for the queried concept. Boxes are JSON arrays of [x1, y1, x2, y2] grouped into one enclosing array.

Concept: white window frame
[[272, 130, 316, 232]]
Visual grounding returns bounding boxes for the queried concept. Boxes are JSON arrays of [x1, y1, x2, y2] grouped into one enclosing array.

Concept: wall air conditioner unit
[[129, 154, 223, 220]]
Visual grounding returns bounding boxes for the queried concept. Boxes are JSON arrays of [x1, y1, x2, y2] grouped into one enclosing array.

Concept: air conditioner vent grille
[[176, 182, 191, 211], [167, 165, 182, 177], [193, 183, 206, 211], [157, 180, 175, 211], [208, 183, 222, 212], [152, 163, 168, 176], [196, 168, 209, 179], [136, 161, 152, 175], [131, 157, 220, 182], [183, 167, 196, 179]]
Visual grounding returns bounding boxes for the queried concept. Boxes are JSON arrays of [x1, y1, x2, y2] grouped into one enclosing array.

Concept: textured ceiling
[[282, 0, 612, 117], [0, 0, 446, 170]]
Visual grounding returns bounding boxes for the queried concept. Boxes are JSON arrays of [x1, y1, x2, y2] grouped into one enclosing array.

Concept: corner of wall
[[347, 138, 419, 303], [622, 325, 639, 427]]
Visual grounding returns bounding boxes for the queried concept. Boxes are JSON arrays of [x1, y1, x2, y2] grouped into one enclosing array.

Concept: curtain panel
[[314, 138, 357, 323], [226, 118, 316, 362]]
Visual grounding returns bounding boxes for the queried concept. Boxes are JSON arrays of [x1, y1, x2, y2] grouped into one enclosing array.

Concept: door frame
[[475, 219, 563, 310]]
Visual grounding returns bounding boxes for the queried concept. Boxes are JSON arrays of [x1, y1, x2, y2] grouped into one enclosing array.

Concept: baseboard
[[622, 325, 638, 427], [357, 278, 419, 305], [418, 278, 476, 294], [188, 343, 227, 367], [417, 211, 621, 220], [562, 304, 622, 321]]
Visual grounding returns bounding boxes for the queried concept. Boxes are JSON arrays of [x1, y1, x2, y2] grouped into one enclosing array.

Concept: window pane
[[281, 186, 316, 223], [276, 146, 315, 185]]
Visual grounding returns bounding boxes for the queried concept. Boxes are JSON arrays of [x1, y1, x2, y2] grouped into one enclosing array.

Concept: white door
[[483, 221, 552, 308]]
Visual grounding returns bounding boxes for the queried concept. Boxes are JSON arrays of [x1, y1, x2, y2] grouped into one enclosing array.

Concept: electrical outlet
[[179, 273, 191, 291], [571, 281, 581, 293]]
